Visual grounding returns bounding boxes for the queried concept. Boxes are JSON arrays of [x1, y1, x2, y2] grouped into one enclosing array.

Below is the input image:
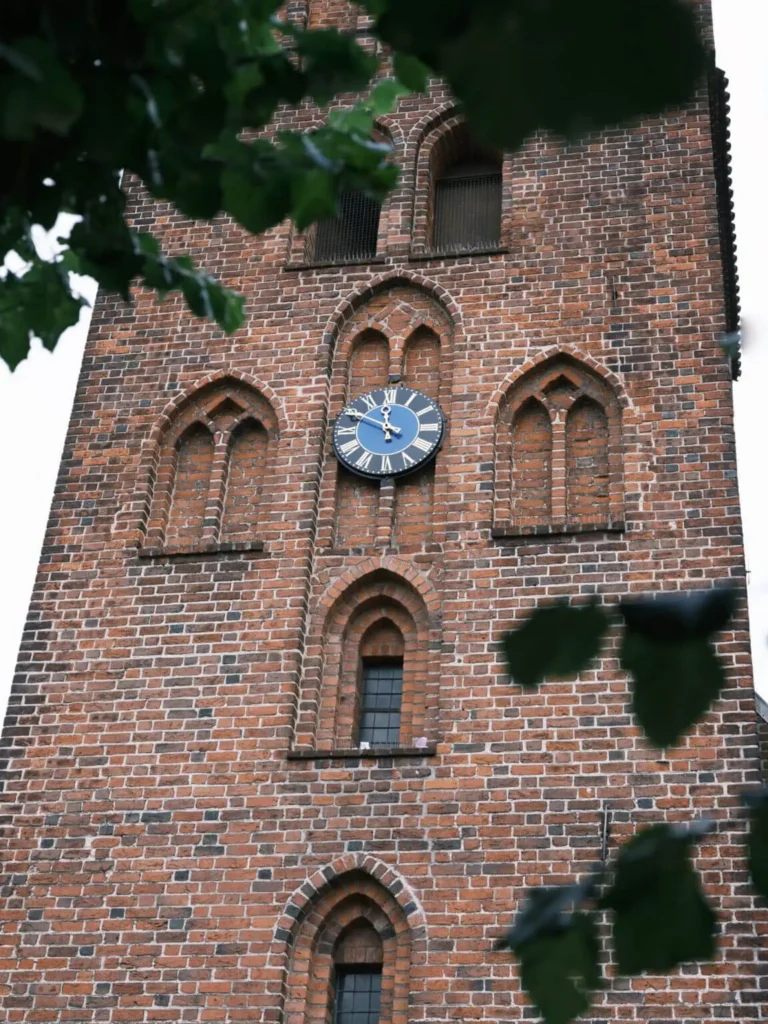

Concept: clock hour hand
[[346, 409, 402, 436]]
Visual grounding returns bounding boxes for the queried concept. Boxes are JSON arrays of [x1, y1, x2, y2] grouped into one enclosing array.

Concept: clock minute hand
[[347, 409, 402, 435]]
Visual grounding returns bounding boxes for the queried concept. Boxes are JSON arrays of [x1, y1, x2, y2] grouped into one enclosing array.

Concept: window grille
[[334, 970, 382, 1024], [310, 190, 380, 263], [358, 660, 402, 747], [433, 169, 501, 253]]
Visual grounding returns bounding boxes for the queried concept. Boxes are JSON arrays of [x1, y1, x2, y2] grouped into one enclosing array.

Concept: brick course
[[1, 1, 765, 1021]]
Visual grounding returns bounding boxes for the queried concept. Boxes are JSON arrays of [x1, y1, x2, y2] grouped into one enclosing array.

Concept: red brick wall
[[1, 2, 764, 1021]]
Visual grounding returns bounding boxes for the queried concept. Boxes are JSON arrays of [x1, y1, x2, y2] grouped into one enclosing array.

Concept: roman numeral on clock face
[[420, 422, 439, 432], [384, 389, 398, 405], [340, 439, 360, 456], [402, 452, 415, 468], [412, 436, 432, 452], [380, 454, 392, 474], [337, 426, 356, 436], [361, 394, 377, 411], [355, 451, 374, 471]]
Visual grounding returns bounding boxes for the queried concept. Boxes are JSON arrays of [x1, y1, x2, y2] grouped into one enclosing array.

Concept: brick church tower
[[1, 1, 764, 1021]]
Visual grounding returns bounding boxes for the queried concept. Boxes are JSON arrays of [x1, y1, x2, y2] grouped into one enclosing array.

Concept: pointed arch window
[[422, 121, 502, 254], [295, 572, 440, 755], [141, 381, 279, 557], [280, 869, 416, 1024], [493, 359, 624, 537], [333, 922, 384, 1024]]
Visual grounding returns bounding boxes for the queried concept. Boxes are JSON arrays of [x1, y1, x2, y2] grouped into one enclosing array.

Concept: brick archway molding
[[273, 856, 427, 1024], [132, 369, 289, 547], [294, 558, 442, 749], [321, 270, 465, 359]]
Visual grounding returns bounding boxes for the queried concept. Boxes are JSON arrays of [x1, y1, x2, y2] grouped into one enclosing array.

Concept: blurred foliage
[[0, 0, 706, 367], [500, 587, 768, 1024]]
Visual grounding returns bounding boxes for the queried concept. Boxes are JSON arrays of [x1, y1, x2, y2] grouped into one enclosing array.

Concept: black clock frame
[[332, 385, 446, 480]]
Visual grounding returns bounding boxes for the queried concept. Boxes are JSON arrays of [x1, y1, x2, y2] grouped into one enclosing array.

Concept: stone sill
[[319, 545, 442, 557], [491, 521, 626, 539], [137, 540, 266, 559], [409, 246, 509, 262], [287, 746, 437, 762], [285, 256, 387, 272]]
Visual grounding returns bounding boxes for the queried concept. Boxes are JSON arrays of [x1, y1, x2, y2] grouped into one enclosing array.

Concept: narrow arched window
[[332, 923, 383, 1024], [165, 422, 214, 548], [511, 398, 552, 522], [432, 133, 501, 253], [359, 661, 402, 747], [221, 419, 269, 542], [566, 396, 610, 523], [358, 619, 404, 748], [311, 191, 381, 263]]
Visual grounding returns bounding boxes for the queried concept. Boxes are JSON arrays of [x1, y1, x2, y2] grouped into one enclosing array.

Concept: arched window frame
[[492, 357, 625, 537], [138, 379, 280, 557], [287, 122, 401, 267], [280, 867, 417, 1024], [294, 567, 441, 755], [411, 113, 507, 257]]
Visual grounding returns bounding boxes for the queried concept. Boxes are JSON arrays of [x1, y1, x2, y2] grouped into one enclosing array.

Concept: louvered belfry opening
[[310, 190, 381, 263], [430, 124, 502, 253]]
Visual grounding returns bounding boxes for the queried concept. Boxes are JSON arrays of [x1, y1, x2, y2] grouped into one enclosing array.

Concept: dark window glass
[[311, 191, 380, 263], [433, 162, 501, 253], [359, 660, 402, 747], [335, 970, 382, 1024]]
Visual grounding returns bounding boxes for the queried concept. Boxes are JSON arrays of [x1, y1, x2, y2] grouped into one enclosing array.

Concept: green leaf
[[620, 633, 726, 750], [0, 42, 42, 80], [133, 235, 246, 334], [496, 878, 602, 1024], [292, 169, 337, 230], [0, 260, 84, 370], [0, 38, 83, 139], [221, 167, 292, 235], [601, 822, 716, 976], [375, 0, 706, 151], [743, 789, 768, 900], [495, 877, 599, 951], [296, 29, 377, 104], [393, 53, 430, 93], [369, 77, 407, 116], [518, 914, 601, 1024], [503, 599, 610, 688], [619, 587, 737, 642]]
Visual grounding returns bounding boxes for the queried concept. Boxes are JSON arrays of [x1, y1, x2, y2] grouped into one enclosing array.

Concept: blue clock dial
[[332, 386, 445, 479]]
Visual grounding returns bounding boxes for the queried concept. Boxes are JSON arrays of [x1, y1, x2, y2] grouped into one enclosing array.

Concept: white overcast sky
[[0, 1, 766, 721]]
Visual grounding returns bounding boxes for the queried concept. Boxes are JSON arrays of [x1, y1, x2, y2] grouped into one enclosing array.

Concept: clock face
[[333, 386, 445, 479]]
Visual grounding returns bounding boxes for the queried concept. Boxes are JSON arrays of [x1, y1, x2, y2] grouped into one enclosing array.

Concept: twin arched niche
[[323, 284, 454, 553], [281, 868, 414, 1024], [140, 378, 279, 555], [295, 569, 440, 753], [493, 357, 624, 535]]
